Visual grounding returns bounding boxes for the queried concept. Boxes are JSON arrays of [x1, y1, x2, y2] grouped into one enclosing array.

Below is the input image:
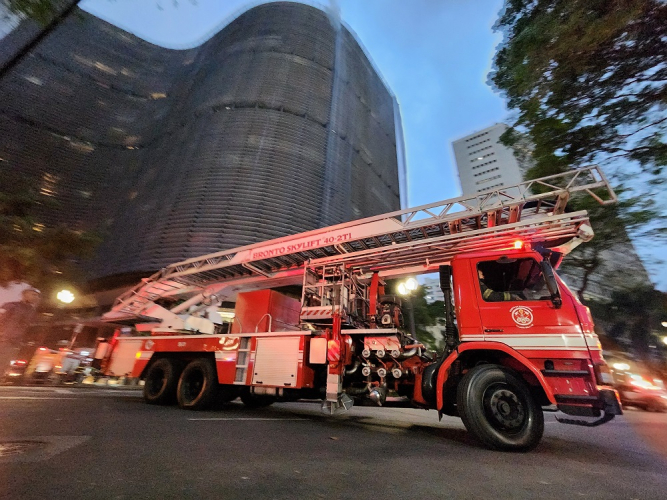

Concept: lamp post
[[397, 277, 418, 337]]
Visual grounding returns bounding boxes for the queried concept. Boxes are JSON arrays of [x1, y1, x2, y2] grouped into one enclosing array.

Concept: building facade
[[452, 123, 526, 195], [0, 2, 403, 281]]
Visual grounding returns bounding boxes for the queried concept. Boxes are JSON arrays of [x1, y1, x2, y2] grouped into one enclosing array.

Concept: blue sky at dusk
[[79, 0, 665, 291]]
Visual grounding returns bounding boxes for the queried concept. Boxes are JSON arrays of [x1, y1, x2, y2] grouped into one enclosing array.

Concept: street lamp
[[56, 289, 75, 304], [397, 277, 418, 296], [397, 277, 418, 337]]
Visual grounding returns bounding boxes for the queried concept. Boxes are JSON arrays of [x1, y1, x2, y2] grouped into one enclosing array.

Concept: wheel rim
[[146, 367, 166, 397], [483, 384, 527, 433], [182, 368, 205, 403]]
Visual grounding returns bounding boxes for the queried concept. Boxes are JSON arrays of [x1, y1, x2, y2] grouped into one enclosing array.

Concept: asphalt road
[[1, 386, 666, 500]]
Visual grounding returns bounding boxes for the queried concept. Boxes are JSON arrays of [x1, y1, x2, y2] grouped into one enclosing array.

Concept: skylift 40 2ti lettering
[[101, 166, 622, 451]]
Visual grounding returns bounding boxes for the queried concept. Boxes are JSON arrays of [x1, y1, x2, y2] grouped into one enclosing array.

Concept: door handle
[[484, 328, 504, 333]]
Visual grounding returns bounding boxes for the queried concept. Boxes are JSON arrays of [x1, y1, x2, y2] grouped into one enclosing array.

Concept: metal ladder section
[[234, 337, 251, 384], [108, 165, 615, 318]]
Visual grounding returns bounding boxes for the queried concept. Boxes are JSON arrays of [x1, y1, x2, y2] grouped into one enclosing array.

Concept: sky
[[69, 0, 663, 291]]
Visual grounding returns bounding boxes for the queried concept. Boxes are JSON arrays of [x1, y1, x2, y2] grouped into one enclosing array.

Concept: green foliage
[[587, 285, 667, 364], [559, 181, 665, 300], [1, 0, 71, 25], [491, 0, 667, 299], [385, 279, 443, 350], [0, 169, 99, 291], [491, 0, 667, 179]]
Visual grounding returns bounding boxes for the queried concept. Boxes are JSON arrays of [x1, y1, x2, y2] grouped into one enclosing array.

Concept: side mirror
[[540, 260, 562, 308]]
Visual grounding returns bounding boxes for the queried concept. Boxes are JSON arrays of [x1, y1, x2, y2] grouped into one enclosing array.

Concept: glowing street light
[[396, 277, 419, 337], [56, 289, 75, 304], [397, 277, 418, 296]]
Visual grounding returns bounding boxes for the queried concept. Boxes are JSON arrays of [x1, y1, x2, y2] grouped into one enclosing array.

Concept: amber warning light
[[513, 240, 523, 249]]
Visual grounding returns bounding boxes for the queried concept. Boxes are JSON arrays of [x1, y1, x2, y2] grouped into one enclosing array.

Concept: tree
[[385, 279, 442, 350], [557, 186, 662, 302], [587, 286, 667, 373], [0, 169, 99, 292], [490, 0, 667, 180], [1, 0, 73, 25], [490, 0, 667, 300]]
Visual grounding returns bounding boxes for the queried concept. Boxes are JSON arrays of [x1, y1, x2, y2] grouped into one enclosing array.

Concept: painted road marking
[[187, 418, 307, 421], [0, 397, 79, 400]]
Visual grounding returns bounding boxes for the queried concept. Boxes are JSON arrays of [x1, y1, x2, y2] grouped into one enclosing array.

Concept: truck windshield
[[477, 258, 550, 302]]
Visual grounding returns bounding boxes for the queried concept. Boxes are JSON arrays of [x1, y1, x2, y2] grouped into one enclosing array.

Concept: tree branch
[[618, 116, 667, 139]]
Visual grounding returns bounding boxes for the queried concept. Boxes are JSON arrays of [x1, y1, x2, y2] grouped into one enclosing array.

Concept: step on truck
[[102, 166, 622, 451]]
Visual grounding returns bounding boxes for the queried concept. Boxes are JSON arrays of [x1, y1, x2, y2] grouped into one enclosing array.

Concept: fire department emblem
[[144, 340, 154, 349], [510, 306, 534, 329]]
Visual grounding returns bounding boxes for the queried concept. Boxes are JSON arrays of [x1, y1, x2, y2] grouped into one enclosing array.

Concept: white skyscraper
[[452, 123, 526, 195]]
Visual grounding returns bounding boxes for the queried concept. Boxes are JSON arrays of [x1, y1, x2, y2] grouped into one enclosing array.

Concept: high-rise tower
[[452, 123, 526, 195], [0, 2, 404, 281]]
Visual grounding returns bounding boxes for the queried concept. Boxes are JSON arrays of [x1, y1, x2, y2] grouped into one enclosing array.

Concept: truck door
[[473, 256, 585, 351]]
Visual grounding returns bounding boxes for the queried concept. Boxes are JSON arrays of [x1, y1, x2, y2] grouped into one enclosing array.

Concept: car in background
[[2, 358, 29, 384], [1, 341, 38, 384], [616, 374, 667, 412], [23, 344, 95, 384], [606, 351, 667, 412]]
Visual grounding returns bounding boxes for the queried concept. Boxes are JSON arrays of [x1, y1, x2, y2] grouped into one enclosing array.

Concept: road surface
[[0, 386, 666, 499]]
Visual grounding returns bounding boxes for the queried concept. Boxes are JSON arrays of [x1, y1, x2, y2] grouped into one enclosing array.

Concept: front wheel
[[457, 364, 544, 451]]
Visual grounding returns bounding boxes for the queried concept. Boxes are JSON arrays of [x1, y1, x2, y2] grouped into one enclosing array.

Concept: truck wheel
[[457, 364, 544, 451], [177, 358, 218, 410], [143, 358, 183, 405], [240, 390, 275, 408]]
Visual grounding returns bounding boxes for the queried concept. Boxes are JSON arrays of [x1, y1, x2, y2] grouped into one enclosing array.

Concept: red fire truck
[[101, 166, 622, 451]]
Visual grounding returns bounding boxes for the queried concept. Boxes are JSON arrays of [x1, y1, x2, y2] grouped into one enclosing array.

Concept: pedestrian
[[91, 337, 110, 371], [0, 288, 41, 374]]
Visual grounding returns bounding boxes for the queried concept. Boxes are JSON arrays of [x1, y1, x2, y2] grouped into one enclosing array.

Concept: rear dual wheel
[[457, 364, 544, 451], [177, 358, 219, 411], [143, 358, 184, 405]]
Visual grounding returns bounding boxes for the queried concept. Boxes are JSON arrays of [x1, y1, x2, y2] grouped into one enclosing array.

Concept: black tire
[[240, 390, 275, 408], [177, 358, 219, 410], [143, 358, 183, 405], [457, 364, 544, 451]]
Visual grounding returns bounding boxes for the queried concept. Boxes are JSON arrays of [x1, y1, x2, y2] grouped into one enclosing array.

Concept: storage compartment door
[[252, 337, 300, 387]]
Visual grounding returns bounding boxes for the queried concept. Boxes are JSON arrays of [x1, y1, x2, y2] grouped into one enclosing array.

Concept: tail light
[[10, 359, 27, 366]]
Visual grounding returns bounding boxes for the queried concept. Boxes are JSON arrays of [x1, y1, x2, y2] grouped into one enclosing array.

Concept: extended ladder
[[105, 165, 615, 320]]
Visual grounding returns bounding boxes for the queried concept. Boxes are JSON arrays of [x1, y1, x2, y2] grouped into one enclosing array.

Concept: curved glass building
[[0, 2, 403, 280]]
